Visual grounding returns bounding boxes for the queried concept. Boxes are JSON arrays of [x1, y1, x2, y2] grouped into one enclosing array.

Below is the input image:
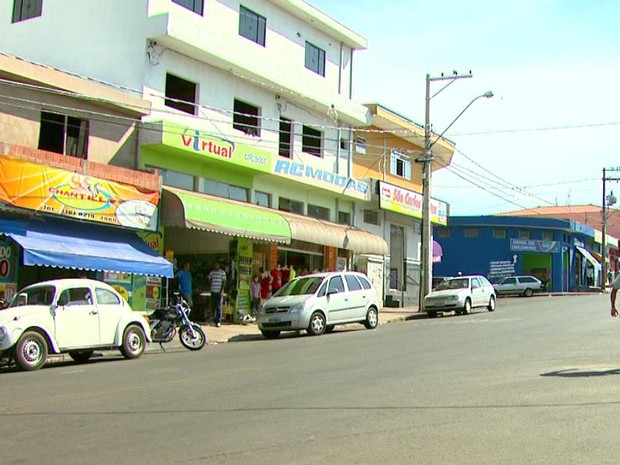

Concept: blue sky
[[310, 0, 620, 215]]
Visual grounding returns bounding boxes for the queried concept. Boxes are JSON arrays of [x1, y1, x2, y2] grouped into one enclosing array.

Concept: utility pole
[[602, 167, 619, 290], [419, 71, 476, 312]]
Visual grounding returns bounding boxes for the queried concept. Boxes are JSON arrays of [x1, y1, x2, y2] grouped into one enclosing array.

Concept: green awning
[[162, 187, 291, 243]]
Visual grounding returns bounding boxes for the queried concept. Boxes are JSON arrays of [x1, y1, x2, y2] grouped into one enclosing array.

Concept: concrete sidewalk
[[201, 306, 421, 344], [146, 306, 421, 350]]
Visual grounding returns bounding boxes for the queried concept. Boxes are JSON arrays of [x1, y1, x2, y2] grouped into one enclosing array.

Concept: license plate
[[268, 317, 279, 323]]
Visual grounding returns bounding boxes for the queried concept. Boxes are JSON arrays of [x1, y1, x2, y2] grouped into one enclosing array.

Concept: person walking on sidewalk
[[208, 261, 227, 327], [250, 275, 261, 317], [610, 273, 620, 317]]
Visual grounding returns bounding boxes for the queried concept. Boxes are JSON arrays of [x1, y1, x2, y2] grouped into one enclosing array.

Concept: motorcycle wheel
[[179, 324, 206, 351]]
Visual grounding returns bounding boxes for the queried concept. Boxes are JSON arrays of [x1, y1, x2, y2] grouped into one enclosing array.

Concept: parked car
[[257, 271, 380, 339], [0, 278, 150, 371], [423, 275, 496, 318], [493, 275, 542, 297]]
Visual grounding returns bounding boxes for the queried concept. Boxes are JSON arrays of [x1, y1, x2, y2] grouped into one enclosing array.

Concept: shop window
[[542, 230, 554, 240], [172, 0, 203, 15], [278, 118, 293, 158], [390, 150, 411, 179], [165, 73, 197, 115], [239, 5, 266, 46], [493, 228, 506, 239], [305, 41, 325, 76], [201, 178, 248, 202], [279, 197, 304, 215], [363, 210, 379, 226], [518, 229, 531, 240], [464, 228, 479, 238], [302, 125, 322, 157], [160, 168, 194, 190], [233, 99, 261, 137], [354, 136, 367, 154], [255, 191, 270, 207], [308, 204, 330, 221], [12, 0, 42, 23], [38, 112, 89, 159], [338, 211, 351, 225], [437, 228, 449, 238]]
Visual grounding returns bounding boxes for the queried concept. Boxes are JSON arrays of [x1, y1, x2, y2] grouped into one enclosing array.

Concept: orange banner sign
[[0, 156, 159, 231]]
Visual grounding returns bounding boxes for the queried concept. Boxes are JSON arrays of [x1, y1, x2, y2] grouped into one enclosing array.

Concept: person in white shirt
[[208, 261, 227, 327], [610, 273, 620, 317]]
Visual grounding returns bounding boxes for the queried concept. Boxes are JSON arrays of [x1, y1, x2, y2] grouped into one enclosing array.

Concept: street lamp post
[[418, 72, 493, 312]]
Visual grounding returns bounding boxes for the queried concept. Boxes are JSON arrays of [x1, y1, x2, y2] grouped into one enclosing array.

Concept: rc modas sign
[[274, 160, 369, 200]]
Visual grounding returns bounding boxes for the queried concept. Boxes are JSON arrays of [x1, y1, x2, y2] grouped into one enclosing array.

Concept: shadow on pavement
[[541, 368, 620, 378]]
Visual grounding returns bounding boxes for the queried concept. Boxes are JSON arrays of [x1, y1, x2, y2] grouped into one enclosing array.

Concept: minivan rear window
[[345, 274, 362, 291]]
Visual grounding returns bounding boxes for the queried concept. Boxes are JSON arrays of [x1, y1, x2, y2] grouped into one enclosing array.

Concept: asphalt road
[[3, 294, 620, 465]]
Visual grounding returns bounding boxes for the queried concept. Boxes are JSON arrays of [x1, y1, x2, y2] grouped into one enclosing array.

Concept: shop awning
[[0, 218, 173, 277], [161, 187, 291, 243], [576, 246, 601, 271], [277, 211, 388, 255]]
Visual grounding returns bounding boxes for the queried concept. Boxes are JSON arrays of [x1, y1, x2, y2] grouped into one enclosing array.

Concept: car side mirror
[[327, 288, 339, 296]]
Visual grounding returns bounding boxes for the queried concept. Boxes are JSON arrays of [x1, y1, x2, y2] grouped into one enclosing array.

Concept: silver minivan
[[257, 271, 380, 339]]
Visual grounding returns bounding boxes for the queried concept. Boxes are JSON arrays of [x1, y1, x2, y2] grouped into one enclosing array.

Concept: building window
[[464, 228, 479, 238], [279, 197, 304, 215], [542, 230, 554, 240], [390, 150, 411, 179], [338, 211, 351, 225], [278, 118, 293, 158], [437, 228, 450, 238], [305, 41, 325, 76], [165, 73, 197, 115], [493, 228, 506, 239], [172, 0, 203, 15], [239, 6, 266, 46], [159, 168, 194, 191], [518, 229, 531, 240], [255, 191, 270, 207], [12, 0, 42, 23], [340, 138, 349, 151], [308, 204, 330, 221], [38, 112, 89, 159], [302, 125, 322, 157], [363, 210, 379, 226], [354, 136, 367, 154], [201, 179, 248, 202], [233, 99, 261, 137]]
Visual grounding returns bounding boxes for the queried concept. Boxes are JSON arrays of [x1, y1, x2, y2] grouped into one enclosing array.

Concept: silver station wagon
[[257, 271, 380, 339]]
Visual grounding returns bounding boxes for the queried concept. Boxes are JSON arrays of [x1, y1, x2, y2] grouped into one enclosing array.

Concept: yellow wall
[[352, 128, 424, 191]]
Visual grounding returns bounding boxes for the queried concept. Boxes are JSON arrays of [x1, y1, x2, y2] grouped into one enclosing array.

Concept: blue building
[[433, 216, 601, 292]]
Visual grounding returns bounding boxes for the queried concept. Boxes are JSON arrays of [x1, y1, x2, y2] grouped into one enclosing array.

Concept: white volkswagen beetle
[[0, 278, 151, 371]]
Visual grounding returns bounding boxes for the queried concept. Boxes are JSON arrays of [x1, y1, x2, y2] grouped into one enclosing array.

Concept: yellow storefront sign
[[0, 155, 160, 231]]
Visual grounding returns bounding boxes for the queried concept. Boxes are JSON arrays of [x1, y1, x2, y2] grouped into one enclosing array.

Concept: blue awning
[[0, 218, 173, 277]]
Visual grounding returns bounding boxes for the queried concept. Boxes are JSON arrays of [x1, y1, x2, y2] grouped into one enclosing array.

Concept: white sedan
[[0, 278, 150, 371], [424, 275, 496, 318]]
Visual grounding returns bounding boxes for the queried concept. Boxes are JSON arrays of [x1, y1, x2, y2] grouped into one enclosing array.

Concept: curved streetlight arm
[[429, 91, 493, 149]]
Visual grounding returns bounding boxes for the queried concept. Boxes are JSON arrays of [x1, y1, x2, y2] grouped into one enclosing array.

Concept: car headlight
[[289, 303, 305, 313], [0, 326, 7, 341]]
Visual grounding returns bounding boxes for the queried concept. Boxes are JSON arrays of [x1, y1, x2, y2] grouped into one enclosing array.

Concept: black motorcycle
[[148, 294, 206, 351]]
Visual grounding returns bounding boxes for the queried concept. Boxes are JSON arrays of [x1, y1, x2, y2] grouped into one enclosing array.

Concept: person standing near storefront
[[250, 275, 261, 317], [271, 263, 283, 295], [176, 262, 193, 306], [260, 267, 271, 302], [208, 261, 227, 327]]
